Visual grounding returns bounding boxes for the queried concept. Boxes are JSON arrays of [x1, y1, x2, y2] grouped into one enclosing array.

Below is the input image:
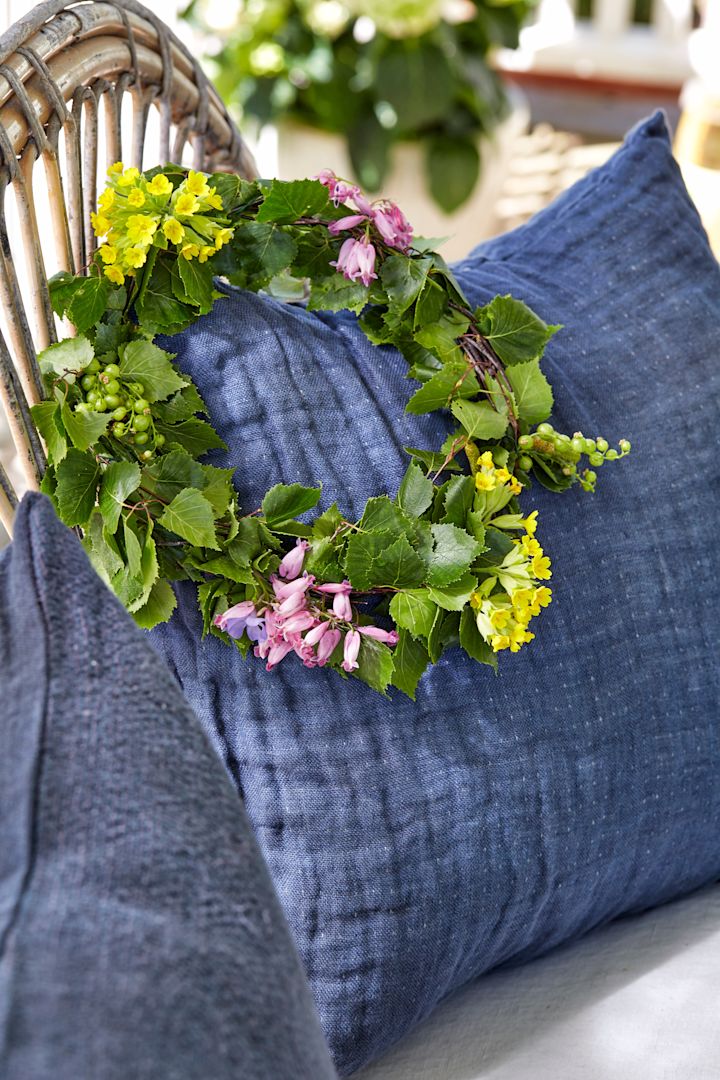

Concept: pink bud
[[278, 539, 309, 580], [304, 621, 330, 647], [317, 627, 341, 665], [341, 629, 361, 673], [329, 214, 368, 234], [282, 610, 317, 635], [357, 625, 400, 645], [333, 591, 353, 621], [277, 590, 307, 616], [265, 640, 295, 671], [315, 580, 352, 595], [272, 573, 315, 601]]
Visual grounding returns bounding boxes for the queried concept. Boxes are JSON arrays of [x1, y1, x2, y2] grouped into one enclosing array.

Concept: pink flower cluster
[[213, 538, 399, 675], [315, 169, 413, 289]]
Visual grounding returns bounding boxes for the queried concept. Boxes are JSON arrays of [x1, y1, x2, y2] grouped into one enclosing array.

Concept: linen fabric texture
[[0, 494, 337, 1080], [150, 112, 720, 1074]]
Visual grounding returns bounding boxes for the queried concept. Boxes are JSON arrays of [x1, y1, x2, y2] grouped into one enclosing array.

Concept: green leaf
[[134, 259, 196, 334], [55, 449, 100, 526], [389, 589, 437, 638], [391, 630, 429, 700], [311, 502, 343, 540], [451, 398, 509, 440], [426, 522, 482, 587], [353, 636, 394, 695], [307, 274, 369, 314], [61, 401, 110, 451], [406, 359, 477, 415], [118, 339, 187, 403], [31, 401, 67, 463], [262, 482, 321, 526], [478, 295, 560, 366], [344, 530, 425, 590], [360, 496, 415, 541], [142, 449, 206, 502], [153, 384, 207, 423], [69, 275, 110, 332], [200, 463, 235, 515], [196, 554, 254, 585], [441, 474, 475, 528], [397, 462, 434, 518], [467, 511, 486, 547], [376, 42, 454, 131], [155, 418, 227, 457], [132, 579, 177, 630], [255, 179, 330, 224], [426, 136, 480, 214], [159, 489, 219, 549], [506, 359, 554, 425], [178, 256, 214, 313], [126, 523, 159, 614], [460, 606, 497, 668], [347, 114, 390, 192], [414, 308, 470, 361], [404, 446, 462, 473], [414, 279, 448, 329], [427, 571, 478, 612], [39, 336, 94, 381], [99, 461, 141, 533], [380, 256, 432, 314], [82, 511, 124, 584], [219, 221, 297, 289], [427, 608, 460, 663]]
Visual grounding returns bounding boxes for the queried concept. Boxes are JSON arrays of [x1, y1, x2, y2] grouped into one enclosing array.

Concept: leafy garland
[[34, 163, 630, 698]]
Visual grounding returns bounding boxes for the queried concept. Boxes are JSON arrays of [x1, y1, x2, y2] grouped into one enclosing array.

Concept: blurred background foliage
[[182, 0, 535, 211]]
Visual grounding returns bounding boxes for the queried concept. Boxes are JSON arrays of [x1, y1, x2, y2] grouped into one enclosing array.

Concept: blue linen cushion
[[150, 111, 720, 1074], [0, 494, 336, 1080]]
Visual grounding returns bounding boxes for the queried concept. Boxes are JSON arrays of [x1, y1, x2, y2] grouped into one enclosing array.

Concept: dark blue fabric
[[151, 112, 720, 1074], [0, 494, 336, 1080]]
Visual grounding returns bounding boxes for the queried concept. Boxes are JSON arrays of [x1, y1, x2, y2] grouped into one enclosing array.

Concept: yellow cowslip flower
[[162, 217, 184, 244], [214, 227, 233, 249], [90, 211, 111, 237], [520, 535, 541, 557], [104, 264, 124, 285], [521, 510, 538, 537], [479, 451, 494, 469], [98, 188, 115, 211], [198, 245, 216, 263], [127, 214, 158, 244], [98, 244, 117, 264], [147, 174, 173, 196], [206, 189, 224, 211], [180, 242, 200, 260], [174, 192, 199, 216], [185, 171, 210, 197], [490, 608, 511, 630], [123, 246, 147, 269], [127, 188, 146, 208], [117, 166, 140, 187], [532, 552, 552, 580], [535, 586, 552, 608], [108, 161, 124, 175], [476, 471, 496, 492], [508, 477, 523, 495], [474, 593, 536, 655]]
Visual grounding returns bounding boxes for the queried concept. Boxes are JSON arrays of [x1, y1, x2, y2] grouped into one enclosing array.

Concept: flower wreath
[[34, 164, 630, 698]]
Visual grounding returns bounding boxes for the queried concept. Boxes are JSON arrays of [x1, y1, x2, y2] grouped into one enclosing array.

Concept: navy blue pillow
[[0, 495, 336, 1080], [151, 112, 720, 1074]]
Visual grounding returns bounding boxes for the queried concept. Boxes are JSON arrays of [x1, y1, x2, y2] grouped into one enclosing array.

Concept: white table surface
[[357, 884, 720, 1080]]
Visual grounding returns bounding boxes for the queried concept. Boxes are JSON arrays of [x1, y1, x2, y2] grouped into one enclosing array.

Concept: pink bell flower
[[272, 573, 315, 601], [372, 201, 413, 252], [333, 591, 353, 621], [265, 639, 295, 671], [304, 621, 330, 647], [278, 539, 309, 580], [331, 236, 377, 287], [281, 610, 318, 635], [317, 627, 341, 666], [341, 629, 361, 673], [314, 169, 359, 207], [315, 580, 352, 594], [328, 214, 369, 235], [276, 590, 308, 617], [357, 625, 400, 645]]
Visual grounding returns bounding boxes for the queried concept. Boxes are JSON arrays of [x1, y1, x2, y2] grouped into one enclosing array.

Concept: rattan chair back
[[0, 0, 254, 537]]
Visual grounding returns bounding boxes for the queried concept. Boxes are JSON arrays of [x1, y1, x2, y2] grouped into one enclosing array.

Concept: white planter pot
[[251, 92, 529, 261]]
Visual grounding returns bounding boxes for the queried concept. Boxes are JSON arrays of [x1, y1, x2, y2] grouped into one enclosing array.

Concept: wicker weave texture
[[0, 0, 254, 537]]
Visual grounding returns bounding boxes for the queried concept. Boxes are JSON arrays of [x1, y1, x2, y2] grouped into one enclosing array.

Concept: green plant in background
[[182, 0, 535, 212]]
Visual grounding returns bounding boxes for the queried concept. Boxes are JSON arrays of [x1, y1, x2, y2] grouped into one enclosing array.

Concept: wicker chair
[[0, 0, 255, 539]]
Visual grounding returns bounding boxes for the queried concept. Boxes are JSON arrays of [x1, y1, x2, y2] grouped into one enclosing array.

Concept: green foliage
[[397, 462, 434, 518], [506, 360, 554, 425], [159, 489, 220, 550], [99, 461, 141, 533], [256, 179, 330, 223], [55, 450, 100, 527], [426, 137, 480, 214], [118, 340, 187, 402], [39, 336, 94, 381], [476, 295, 560, 366], [451, 398, 509, 440], [391, 631, 429, 700], [262, 483, 322, 526]]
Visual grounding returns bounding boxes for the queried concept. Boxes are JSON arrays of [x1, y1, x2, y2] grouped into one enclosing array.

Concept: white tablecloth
[[358, 884, 720, 1080]]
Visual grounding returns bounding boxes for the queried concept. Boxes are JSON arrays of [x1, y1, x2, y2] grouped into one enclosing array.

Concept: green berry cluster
[[518, 423, 631, 493], [74, 360, 165, 461]]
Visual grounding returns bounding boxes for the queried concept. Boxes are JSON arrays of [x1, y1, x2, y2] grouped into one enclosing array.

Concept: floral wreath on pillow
[[34, 164, 629, 697]]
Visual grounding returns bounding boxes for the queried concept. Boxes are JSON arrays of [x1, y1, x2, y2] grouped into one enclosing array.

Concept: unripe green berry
[[75, 401, 90, 413], [134, 431, 149, 446], [104, 363, 120, 378], [104, 394, 122, 410], [537, 423, 554, 436], [81, 373, 96, 391], [104, 379, 121, 396], [518, 454, 532, 471], [86, 390, 99, 405], [518, 434, 533, 450], [112, 407, 127, 421], [94, 397, 108, 412], [589, 452, 604, 466], [133, 398, 149, 414], [141, 450, 154, 461], [571, 437, 585, 454], [585, 469, 597, 483], [112, 422, 125, 437], [86, 358, 101, 374], [605, 448, 619, 460], [595, 437, 609, 453], [619, 439, 631, 453], [556, 433, 571, 445], [133, 414, 151, 432], [584, 438, 596, 454], [154, 434, 166, 448]]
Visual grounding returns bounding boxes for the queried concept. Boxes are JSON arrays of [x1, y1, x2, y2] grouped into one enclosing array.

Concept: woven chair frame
[[0, 0, 256, 538]]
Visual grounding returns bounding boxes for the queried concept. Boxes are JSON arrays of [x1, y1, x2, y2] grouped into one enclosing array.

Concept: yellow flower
[[127, 188, 146, 208], [174, 192, 199, 216], [535, 586, 552, 608], [185, 171, 210, 197], [180, 242, 200, 260], [127, 214, 158, 244], [206, 189, 224, 210], [162, 217, 184, 244], [521, 535, 541, 557], [479, 451, 494, 469], [98, 244, 117, 264], [475, 472, 496, 492], [90, 211, 111, 236], [98, 188, 115, 211], [214, 227, 233, 249], [495, 467, 511, 484], [198, 245, 216, 263], [509, 477, 523, 495], [531, 553, 552, 580], [123, 246, 147, 269], [147, 174, 173, 196], [521, 510, 538, 537], [104, 264, 125, 285], [108, 161, 124, 175], [117, 166, 140, 187]]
